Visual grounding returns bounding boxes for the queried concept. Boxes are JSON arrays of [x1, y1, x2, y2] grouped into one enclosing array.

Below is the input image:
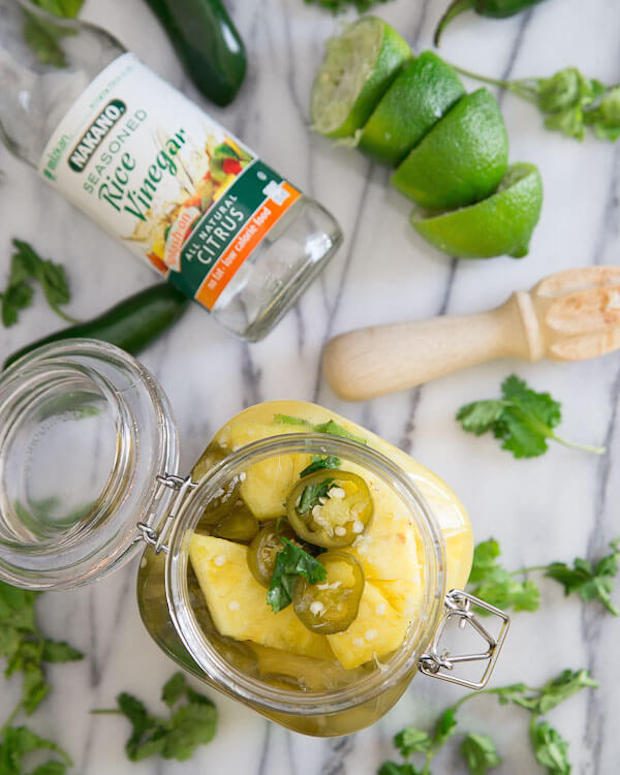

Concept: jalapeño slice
[[213, 507, 259, 543], [287, 470, 373, 548], [248, 521, 296, 587], [293, 551, 365, 634]]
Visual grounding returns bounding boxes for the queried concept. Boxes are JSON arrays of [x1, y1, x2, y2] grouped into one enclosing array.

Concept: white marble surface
[[1, 0, 620, 772]]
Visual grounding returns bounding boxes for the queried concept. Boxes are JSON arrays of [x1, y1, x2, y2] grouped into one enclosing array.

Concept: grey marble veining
[[1, 0, 620, 773]]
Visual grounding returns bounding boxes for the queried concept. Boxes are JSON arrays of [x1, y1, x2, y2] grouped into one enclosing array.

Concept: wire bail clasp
[[418, 589, 510, 690], [136, 473, 197, 554]]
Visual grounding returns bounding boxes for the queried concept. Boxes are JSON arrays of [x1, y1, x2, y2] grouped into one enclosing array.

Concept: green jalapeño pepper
[[212, 508, 259, 543], [144, 0, 247, 106], [434, 0, 547, 46], [293, 552, 365, 635], [3, 284, 189, 371], [248, 521, 298, 588], [287, 470, 373, 549]]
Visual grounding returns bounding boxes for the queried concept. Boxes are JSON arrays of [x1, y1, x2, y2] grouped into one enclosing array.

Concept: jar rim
[[165, 433, 447, 717]]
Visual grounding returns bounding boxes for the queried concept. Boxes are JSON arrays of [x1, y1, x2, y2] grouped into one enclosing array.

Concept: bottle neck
[[0, 0, 125, 167]]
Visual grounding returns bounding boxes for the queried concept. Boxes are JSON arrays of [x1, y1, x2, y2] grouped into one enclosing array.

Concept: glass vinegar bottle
[[0, 0, 342, 340]]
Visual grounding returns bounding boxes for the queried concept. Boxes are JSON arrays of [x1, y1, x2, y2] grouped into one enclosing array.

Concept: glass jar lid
[[0, 339, 179, 589]]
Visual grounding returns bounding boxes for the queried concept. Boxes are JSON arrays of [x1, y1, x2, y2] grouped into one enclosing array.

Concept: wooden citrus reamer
[[323, 266, 620, 401]]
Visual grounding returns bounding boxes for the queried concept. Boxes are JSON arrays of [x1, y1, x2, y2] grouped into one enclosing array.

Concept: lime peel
[[412, 162, 543, 259]]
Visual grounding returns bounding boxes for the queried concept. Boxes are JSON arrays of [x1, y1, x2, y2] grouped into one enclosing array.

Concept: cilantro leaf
[[523, 669, 598, 716], [273, 414, 312, 427], [312, 420, 367, 445], [393, 727, 432, 757], [303, 0, 392, 12], [0, 725, 71, 775], [455, 400, 506, 436], [544, 540, 620, 615], [467, 539, 541, 613], [299, 455, 341, 478], [378, 764, 420, 775], [161, 672, 187, 707], [40, 639, 83, 663], [460, 733, 501, 774], [0, 580, 83, 715], [30, 762, 69, 775], [586, 85, 620, 141], [456, 375, 603, 458], [432, 707, 458, 747], [485, 669, 597, 716], [453, 64, 620, 143], [530, 720, 571, 774], [273, 414, 367, 445], [100, 673, 217, 763], [1, 241, 76, 328], [267, 538, 326, 612], [297, 478, 335, 515]]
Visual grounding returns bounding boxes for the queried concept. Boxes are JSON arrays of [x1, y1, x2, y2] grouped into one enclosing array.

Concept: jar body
[[137, 400, 474, 736], [137, 545, 414, 736], [0, 1, 342, 341]]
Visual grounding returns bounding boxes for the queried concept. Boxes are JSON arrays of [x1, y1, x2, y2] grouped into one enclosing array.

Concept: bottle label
[[38, 54, 301, 311]]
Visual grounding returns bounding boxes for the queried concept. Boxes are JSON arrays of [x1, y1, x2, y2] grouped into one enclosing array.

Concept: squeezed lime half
[[311, 16, 411, 139]]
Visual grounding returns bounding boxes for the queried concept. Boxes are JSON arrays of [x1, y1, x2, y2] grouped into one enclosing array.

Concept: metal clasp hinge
[[137, 473, 197, 554], [418, 590, 510, 690]]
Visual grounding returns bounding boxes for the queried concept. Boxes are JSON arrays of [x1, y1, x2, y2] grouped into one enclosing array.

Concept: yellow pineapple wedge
[[327, 581, 409, 669], [189, 534, 333, 660]]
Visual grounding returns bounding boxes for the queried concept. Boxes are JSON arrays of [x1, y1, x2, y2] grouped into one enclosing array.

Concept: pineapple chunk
[[240, 452, 311, 520], [189, 534, 332, 660], [327, 582, 409, 669], [348, 477, 421, 588]]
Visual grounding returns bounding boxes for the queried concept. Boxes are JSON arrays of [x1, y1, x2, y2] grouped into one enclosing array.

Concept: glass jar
[[0, 0, 342, 341], [0, 340, 509, 736]]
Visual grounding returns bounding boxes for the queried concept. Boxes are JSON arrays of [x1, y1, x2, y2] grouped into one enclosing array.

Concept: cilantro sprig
[[467, 539, 540, 613], [544, 538, 620, 615], [297, 478, 335, 515], [299, 455, 342, 478], [0, 581, 83, 775], [0, 724, 73, 775], [468, 538, 620, 617], [274, 414, 367, 445], [456, 375, 604, 458], [1, 240, 77, 328], [0, 581, 83, 716], [378, 668, 597, 775], [92, 673, 217, 762], [454, 64, 620, 142], [267, 538, 327, 612]]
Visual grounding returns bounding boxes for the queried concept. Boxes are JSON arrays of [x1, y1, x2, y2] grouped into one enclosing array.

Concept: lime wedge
[[311, 16, 411, 139], [358, 51, 465, 166], [390, 88, 509, 210], [412, 163, 543, 258]]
